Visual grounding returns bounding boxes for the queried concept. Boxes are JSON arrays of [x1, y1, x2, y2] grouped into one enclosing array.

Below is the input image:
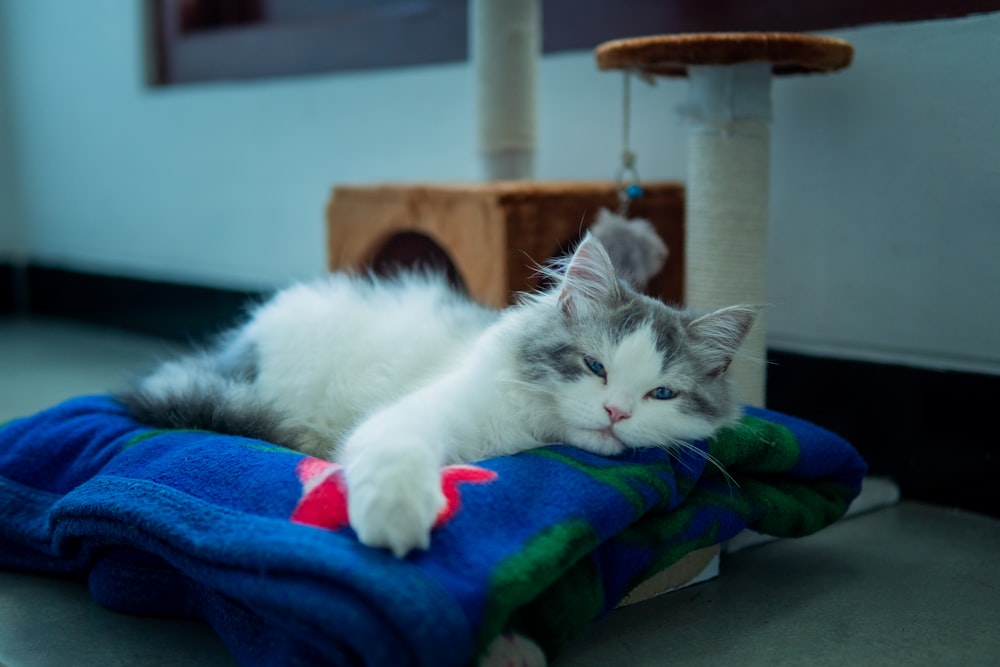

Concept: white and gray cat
[[119, 230, 756, 557]]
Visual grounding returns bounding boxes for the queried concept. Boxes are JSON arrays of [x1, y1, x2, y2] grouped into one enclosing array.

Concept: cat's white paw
[[345, 449, 445, 558]]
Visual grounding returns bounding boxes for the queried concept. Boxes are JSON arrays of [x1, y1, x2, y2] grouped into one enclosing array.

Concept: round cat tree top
[[595, 33, 853, 77]]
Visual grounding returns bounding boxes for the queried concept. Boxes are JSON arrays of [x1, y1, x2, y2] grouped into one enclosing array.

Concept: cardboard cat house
[[326, 181, 684, 308]]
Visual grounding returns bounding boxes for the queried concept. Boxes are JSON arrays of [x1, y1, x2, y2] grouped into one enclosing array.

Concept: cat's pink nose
[[604, 405, 631, 424]]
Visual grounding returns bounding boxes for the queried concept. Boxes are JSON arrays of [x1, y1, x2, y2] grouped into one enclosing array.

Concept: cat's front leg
[[340, 408, 447, 558]]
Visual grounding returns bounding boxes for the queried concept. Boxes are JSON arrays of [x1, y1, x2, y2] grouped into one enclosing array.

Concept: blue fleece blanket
[[0, 395, 865, 666]]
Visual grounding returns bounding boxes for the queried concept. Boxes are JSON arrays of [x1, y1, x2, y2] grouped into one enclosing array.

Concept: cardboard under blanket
[[326, 182, 685, 309]]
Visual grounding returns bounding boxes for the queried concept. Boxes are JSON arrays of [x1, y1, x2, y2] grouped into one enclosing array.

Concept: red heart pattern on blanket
[[290, 457, 498, 532]]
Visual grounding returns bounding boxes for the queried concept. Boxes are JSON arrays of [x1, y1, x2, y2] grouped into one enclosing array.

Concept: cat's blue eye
[[583, 355, 606, 379], [649, 387, 677, 401]]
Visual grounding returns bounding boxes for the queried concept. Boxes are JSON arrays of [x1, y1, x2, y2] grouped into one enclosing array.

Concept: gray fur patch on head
[[554, 232, 624, 317], [518, 335, 586, 382], [516, 289, 655, 384], [518, 235, 661, 384], [669, 304, 760, 421]]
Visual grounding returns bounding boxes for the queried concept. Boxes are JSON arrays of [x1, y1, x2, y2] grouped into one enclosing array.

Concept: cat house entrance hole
[[370, 231, 467, 294]]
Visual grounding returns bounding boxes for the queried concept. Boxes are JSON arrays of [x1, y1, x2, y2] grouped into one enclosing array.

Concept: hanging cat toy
[[589, 69, 668, 291], [616, 69, 645, 216]]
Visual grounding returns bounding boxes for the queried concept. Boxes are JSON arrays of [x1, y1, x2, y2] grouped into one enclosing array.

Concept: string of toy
[[616, 70, 644, 215]]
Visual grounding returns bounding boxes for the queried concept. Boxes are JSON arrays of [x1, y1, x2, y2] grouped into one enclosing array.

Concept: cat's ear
[[688, 305, 759, 376], [558, 233, 622, 316]]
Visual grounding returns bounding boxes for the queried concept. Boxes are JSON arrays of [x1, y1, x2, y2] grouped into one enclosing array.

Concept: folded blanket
[[0, 396, 865, 666]]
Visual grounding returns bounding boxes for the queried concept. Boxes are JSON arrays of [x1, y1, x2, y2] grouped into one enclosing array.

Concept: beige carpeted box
[[327, 181, 684, 308]]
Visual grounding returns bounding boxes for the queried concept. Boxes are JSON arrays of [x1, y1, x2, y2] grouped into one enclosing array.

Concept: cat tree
[[596, 33, 853, 406], [328, 28, 853, 408]]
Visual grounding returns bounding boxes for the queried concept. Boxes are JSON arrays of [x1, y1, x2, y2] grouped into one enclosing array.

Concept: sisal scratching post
[[596, 33, 852, 406], [471, 0, 540, 180]]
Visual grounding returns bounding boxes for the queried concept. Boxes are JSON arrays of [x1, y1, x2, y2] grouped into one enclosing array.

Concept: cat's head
[[516, 233, 758, 456]]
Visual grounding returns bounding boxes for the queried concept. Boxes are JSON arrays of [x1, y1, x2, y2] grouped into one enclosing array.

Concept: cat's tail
[[116, 356, 301, 448]]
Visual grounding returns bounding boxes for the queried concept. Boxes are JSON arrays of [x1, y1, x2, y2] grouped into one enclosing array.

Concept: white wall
[[769, 15, 1000, 374], [0, 1, 22, 260], [0, 1, 683, 291], [0, 1, 997, 374], [0, 2, 480, 289]]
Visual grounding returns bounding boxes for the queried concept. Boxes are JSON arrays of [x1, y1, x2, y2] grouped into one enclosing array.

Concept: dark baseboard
[[22, 265, 266, 344], [0, 263, 13, 314], [2, 265, 996, 518], [767, 350, 998, 519]]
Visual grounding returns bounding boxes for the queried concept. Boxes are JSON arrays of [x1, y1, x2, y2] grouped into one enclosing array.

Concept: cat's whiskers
[[497, 378, 558, 396], [656, 440, 739, 491], [656, 442, 701, 477]]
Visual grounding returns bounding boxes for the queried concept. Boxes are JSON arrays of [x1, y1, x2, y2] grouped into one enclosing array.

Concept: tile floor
[[1, 316, 999, 666], [0, 316, 180, 424]]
